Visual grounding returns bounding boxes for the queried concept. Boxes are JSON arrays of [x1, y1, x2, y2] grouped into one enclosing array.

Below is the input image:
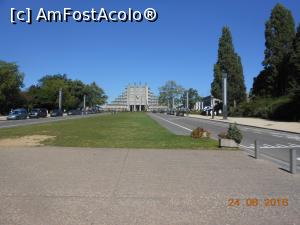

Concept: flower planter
[[219, 138, 238, 148]]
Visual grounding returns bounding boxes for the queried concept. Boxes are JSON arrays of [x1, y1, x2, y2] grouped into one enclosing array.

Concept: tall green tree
[[27, 74, 70, 110], [0, 61, 25, 114], [181, 88, 201, 109], [289, 24, 300, 89], [252, 3, 295, 97], [211, 27, 247, 106], [159, 80, 184, 108], [211, 64, 222, 100], [84, 82, 107, 107]]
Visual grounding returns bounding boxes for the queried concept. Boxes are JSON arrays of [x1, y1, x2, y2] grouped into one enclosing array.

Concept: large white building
[[104, 84, 167, 111]]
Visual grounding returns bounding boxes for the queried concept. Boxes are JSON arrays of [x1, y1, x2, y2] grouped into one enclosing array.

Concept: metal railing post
[[290, 149, 296, 174], [255, 140, 259, 159]]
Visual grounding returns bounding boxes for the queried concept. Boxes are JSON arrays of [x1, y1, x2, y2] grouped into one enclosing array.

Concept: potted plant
[[218, 123, 243, 148]]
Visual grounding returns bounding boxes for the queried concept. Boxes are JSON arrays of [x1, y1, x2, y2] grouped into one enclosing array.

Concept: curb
[[186, 114, 300, 135]]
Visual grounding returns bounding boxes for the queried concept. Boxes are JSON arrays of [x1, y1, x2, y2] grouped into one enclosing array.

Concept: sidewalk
[[0, 147, 299, 225], [187, 114, 300, 134]]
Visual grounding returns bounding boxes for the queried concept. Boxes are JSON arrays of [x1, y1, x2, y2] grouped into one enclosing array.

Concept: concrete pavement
[[188, 114, 300, 134], [0, 146, 299, 225]]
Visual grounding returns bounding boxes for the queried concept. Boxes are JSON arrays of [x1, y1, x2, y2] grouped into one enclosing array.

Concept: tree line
[[252, 3, 300, 98], [158, 80, 201, 109], [211, 27, 246, 107], [211, 3, 300, 121], [0, 61, 107, 115]]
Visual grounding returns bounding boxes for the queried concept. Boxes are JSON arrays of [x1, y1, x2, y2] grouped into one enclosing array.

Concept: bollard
[[254, 140, 259, 159], [290, 149, 296, 174]]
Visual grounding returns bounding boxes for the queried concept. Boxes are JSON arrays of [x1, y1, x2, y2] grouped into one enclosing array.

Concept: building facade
[[194, 95, 222, 111], [104, 84, 167, 111]]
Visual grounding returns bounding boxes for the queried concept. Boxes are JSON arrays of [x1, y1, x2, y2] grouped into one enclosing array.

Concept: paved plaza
[[0, 147, 299, 225]]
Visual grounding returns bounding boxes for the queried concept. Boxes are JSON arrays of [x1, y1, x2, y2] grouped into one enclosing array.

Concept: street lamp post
[[172, 96, 175, 110], [222, 72, 228, 120], [58, 88, 62, 111], [83, 94, 86, 115], [211, 95, 214, 119], [186, 90, 189, 110]]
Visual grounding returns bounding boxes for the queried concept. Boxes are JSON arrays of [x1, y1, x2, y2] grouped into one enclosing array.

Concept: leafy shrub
[[228, 96, 300, 121], [218, 124, 243, 144], [191, 127, 210, 139], [227, 123, 243, 144], [200, 110, 209, 116], [189, 110, 203, 115], [269, 90, 300, 121]]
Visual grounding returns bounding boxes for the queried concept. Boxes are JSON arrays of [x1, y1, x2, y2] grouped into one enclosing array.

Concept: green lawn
[[0, 113, 219, 149]]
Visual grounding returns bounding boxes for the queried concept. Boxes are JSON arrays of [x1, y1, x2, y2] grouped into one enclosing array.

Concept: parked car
[[167, 109, 175, 115], [203, 106, 212, 112], [86, 109, 97, 114], [50, 109, 63, 117], [29, 108, 48, 118], [176, 108, 189, 116], [67, 109, 82, 116], [7, 108, 28, 120]]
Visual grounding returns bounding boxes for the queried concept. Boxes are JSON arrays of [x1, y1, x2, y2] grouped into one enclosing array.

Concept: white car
[[203, 106, 212, 111]]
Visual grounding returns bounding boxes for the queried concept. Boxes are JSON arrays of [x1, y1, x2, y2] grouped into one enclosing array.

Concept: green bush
[[227, 123, 243, 144], [189, 110, 203, 115], [269, 90, 300, 121], [228, 96, 300, 121]]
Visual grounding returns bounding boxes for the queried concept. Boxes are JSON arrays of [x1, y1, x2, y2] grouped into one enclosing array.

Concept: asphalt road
[[0, 113, 107, 129], [149, 113, 300, 169]]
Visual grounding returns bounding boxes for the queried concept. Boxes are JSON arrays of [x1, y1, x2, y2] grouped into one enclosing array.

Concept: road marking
[[275, 144, 288, 148], [289, 144, 300, 147], [263, 144, 274, 148], [240, 143, 300, 149], [239, 144, 254, 149], [286, 136, 300, 141], [271, 132, 282, 135], [272, 134, 284, 138], [152, 115, 192, 132], [297, 158, 300, 161]]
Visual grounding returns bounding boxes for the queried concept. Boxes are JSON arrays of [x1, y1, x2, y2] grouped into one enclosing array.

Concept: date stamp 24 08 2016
[[228, 198, 289, 207]]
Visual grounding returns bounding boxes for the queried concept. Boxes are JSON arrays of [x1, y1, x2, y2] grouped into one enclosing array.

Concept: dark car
[[50, 109, 63, 117], [67, 109, 82, 116], [176, 108, 189, 117], [7, 108, 28, 120], [29, 108, 48, 118], [167, 109, 175, 115]]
